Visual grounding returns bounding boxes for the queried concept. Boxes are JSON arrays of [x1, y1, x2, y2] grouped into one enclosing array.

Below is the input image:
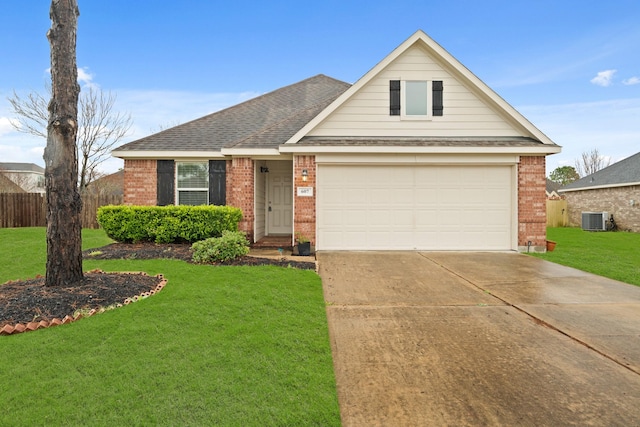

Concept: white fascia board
[[559, 181, 640, 192], [284, 30, 558, 147], [112, 150, 225, 159], [315, 153, 520, 165], [279, 144, 561, 155], [220, 148, 281, 157]]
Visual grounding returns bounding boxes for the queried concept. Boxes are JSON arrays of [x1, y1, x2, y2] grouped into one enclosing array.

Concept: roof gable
[[0, 174, 26, 193], [113, 75, 350, 156], [285, 30, 557, 148], [560, 151, 640, 192]]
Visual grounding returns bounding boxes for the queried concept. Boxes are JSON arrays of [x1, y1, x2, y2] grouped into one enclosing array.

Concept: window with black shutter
[[391, 79, 444, 118], [157, 160, 175, 206], [432, 80, 443, 116], [390, 80, 401, 115]]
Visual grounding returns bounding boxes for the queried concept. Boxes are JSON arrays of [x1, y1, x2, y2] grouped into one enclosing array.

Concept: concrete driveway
[[318, 252, 640, 426]]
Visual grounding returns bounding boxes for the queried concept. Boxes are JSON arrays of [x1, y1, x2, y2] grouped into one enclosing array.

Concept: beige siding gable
[[308, 44, 528, 138]]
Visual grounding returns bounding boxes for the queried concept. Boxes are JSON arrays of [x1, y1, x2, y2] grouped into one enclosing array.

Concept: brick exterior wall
[[563, 185, 640, 232], [226, 157, 255, 241], [517, 156, 547, 250], [123, 159, 157, 205], [122, 155, 555, 251], [293, 155, 316, 245]]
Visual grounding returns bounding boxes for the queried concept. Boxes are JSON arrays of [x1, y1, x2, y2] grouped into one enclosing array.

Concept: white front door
[[267, 172, 293, 234]]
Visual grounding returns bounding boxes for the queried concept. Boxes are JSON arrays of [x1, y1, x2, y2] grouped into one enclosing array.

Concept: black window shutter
[[432, 80, 443, 116], [390, 80, 401, 116], [208, 160, 226, 206], [157, 160, 175, 206]]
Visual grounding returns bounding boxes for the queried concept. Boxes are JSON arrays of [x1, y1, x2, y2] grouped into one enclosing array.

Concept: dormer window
[[390, 79, 443, 118]]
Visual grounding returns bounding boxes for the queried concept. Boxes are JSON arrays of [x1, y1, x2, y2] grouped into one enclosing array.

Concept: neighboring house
[[546, 179, 563, 199], [0, 163, 45, 193], [85, 170, 124, 197], [0, 173, 26, 193], [113, 30, 560, 252], [559, 152, 640, 232]]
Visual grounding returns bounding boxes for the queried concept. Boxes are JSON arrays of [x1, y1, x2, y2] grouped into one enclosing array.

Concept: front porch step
[[251, 235, 293, 250]]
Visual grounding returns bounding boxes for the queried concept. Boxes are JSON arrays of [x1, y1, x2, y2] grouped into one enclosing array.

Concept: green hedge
[[97, 205, 243, 243]]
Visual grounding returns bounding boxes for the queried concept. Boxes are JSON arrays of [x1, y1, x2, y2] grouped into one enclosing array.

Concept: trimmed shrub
[[191, 231, 250, 263], [97, 205, 243, 243]]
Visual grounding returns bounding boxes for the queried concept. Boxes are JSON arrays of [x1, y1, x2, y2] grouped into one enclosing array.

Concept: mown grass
[[529, 227, 640, 287], [0, 228, 340, 426], [0, 228, 114, 282]]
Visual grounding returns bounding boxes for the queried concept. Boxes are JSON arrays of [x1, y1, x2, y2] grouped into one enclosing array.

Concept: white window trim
[[176, 161, 209, 205], [400, 80, 434, 121]]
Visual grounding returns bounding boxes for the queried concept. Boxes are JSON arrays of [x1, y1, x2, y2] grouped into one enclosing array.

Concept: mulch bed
[[1, 242, 316, 330]]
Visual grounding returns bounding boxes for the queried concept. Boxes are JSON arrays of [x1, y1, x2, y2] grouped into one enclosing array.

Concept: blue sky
[[1, 0, 639, 175]]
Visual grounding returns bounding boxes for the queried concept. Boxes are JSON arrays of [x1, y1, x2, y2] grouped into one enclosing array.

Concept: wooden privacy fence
[[547, 198, 568, 227], [0, 193, 123, 229]]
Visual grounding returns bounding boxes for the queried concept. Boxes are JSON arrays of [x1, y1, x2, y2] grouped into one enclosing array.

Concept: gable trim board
[[114, 30, 560, 252]]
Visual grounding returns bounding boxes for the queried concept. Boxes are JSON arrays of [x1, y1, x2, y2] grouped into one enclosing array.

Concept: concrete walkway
[[318, 252, 640, 426]]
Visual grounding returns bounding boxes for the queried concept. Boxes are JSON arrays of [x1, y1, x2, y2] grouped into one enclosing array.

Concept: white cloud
[[42, 66, 98, 90], [0, 116, 16, 136], [590, 69, 617, 87], [623, 76, 640, 85], [77, 67, 99, 89]]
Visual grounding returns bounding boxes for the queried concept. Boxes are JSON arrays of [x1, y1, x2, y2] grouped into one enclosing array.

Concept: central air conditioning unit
[[581, 212, 608, 231]]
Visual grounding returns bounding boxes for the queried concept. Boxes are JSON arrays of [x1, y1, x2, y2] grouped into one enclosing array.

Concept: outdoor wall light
[[301, 169, 308, 182], [260, 166, 269, 173]]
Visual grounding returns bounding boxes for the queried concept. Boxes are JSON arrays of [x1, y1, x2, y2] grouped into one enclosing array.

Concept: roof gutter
[[112, 150, 226, 159], [559, 181, 640, 192]]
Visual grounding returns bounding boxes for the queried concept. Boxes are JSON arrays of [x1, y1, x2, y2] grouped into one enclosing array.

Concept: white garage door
[[317, 165, 513, 250]]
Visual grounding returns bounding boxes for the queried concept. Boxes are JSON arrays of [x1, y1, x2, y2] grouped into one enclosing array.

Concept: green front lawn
[[0, 228, 340, 426], [529, 227, 640, 287]]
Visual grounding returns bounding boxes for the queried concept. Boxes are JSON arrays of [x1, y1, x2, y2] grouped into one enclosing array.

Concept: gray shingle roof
[[546, 178, 561, 193], [560, 151, 640, 191], [115, 75, 351, 152], [0, 163, 45, 173]]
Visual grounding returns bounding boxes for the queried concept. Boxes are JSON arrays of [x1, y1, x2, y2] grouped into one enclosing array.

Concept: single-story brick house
[[113, 30, 560, 251], [559, 151, 640, 232]]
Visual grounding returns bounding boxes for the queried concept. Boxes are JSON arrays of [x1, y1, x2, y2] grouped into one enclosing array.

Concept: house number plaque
[[297, 187, 314, 197]]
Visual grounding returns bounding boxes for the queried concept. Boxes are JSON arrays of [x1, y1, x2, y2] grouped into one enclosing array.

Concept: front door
[[267, 172, 293, 234]]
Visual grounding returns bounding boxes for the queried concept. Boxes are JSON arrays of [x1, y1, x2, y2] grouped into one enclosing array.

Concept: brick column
[[518, 156, 547, 250], [123, 159, 157, 205], [226, 157, 254, 241], [294, 155, 316, 245]]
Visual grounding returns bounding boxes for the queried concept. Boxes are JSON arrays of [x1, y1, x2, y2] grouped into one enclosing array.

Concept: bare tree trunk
[[44, 0, 83, 287]]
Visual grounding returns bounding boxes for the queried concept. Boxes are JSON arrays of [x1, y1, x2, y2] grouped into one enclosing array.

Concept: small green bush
[[192, 231, 250, 263], [97, 205, 243, 243]]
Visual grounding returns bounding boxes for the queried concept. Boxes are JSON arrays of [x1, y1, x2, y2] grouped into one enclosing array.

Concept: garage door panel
[[345, 210, 367, 226], [368, 209, 394, 226], [318, 165, 512, 250]]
